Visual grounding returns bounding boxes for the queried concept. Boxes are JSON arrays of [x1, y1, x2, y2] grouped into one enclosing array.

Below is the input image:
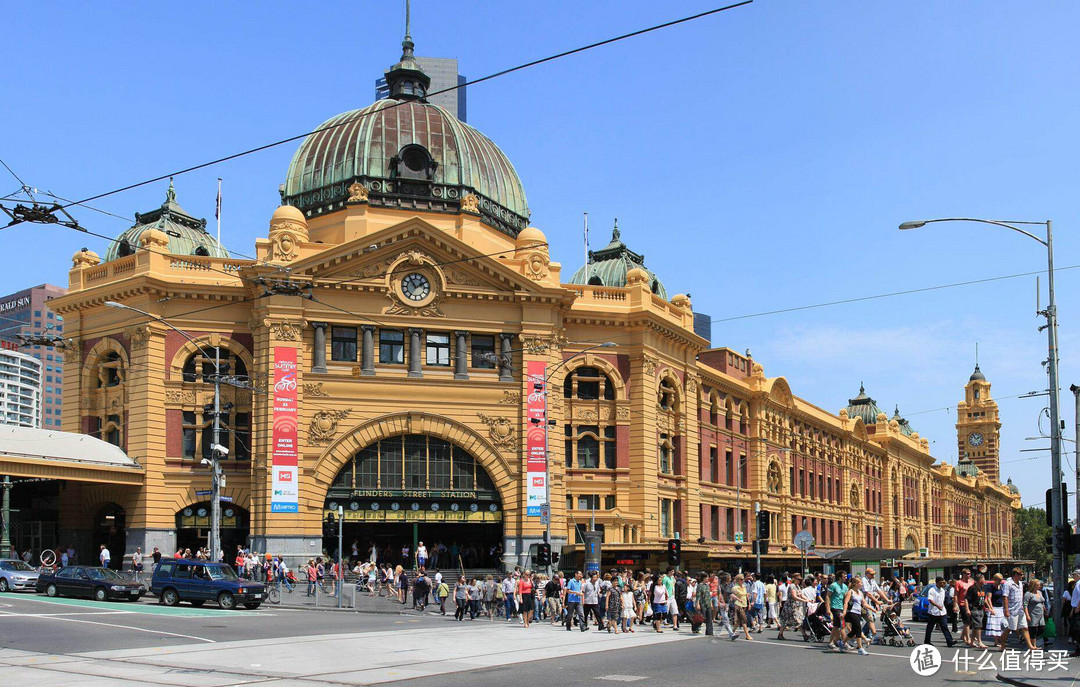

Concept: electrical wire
[[58, 2, 753, 209]]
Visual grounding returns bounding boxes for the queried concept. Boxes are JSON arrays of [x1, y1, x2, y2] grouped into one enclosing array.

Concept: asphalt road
[[1, 591, 1076, 686]]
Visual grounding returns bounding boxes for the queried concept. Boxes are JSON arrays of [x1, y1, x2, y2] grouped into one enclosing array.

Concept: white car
[[0, 559, 40, 592]]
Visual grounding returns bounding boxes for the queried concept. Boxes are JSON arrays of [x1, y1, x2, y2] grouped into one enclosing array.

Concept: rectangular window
[[604, 426, 617, 469], [659, 498, 672, 537], [182, 411, 197, 458], [604, 495, 616, 510], [799, 469, 805, 496], [426, 332, 451, 366], [577, 495, 599, 510], [234, 413, 251, 460], [428, 438, 451, 489], [404, 435, 426, 489], [331, 326, 358, 362], [739, 454, 747, 488], [379, 330, 404, 364], [725, 450, 734, 487], [809, 471, 816, 499], [356, 445, 378, 489], [379, 437, 403, 489], [659, 434, 671, 473], [471, 334, 496, 369], [709, 446, 718, 483], [711, 505, 721, 540], [578, 426, 600, 469]]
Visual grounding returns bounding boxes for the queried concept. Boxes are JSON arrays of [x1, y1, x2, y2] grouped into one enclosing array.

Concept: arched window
[[97, 351, 123, 388], [563, 365, 620, 470], [658, 378, 677, 411], [85, 343, 127, 449], [563, 366, 615, 400], [177, 344, 251, 461], [330, 434, 497, 496]]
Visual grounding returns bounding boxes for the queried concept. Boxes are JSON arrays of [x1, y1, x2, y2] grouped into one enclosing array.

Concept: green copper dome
[[890, 405, 916, 437], [568, 223, 668, 298], [104, 181, 228, 262], [844, 383, 884, 426]]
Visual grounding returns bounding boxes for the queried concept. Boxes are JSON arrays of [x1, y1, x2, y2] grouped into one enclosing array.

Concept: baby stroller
[[875, 609, 915, 647], [803, 601, 832, 643]]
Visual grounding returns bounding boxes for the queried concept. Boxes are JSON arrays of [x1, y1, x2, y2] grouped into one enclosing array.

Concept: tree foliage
[[1014, 506, 1051, 573]]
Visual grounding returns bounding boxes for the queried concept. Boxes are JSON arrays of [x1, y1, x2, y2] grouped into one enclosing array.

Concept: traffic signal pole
[[754, 502, 761, 575]]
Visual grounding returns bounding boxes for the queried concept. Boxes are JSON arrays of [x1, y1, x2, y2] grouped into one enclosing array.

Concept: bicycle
[[266, 579, 281, 605]]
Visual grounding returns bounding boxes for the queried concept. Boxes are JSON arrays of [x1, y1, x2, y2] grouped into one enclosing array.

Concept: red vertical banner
[[271, 347, 299, 513], [525, 360, 547, 517]]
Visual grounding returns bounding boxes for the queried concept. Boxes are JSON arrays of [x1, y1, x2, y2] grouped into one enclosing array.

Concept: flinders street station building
[[10, 35, 1019, 574]]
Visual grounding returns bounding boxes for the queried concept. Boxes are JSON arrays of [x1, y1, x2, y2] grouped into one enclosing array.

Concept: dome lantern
[[568, 221, 668, 298], [384, 0, 430, 102], [103, 181, 228, 262]]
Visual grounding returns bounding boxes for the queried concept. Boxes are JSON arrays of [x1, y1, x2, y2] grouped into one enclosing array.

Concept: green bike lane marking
[[5, 594, 245, 617]]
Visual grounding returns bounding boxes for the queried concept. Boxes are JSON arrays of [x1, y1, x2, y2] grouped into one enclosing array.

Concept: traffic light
[[551, 550, 560, 565], [667, 538, 682, 567], [537, 543, 551, 567], [756, 510, 770, 540], [754, 539, 770, 556], [323, 511, 336, 538]]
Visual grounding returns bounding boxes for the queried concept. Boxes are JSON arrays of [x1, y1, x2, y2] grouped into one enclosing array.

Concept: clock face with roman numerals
[[401, 273, 430, 302], [968, 432, 984, 447]]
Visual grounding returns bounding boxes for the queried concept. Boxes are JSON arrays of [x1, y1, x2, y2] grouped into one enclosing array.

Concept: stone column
[[499, 333, 514, 382], [311, 322, 328, 373], [454, 331, 469, 380], [408, 328, 424, 378], [361, 325, 376, 376]]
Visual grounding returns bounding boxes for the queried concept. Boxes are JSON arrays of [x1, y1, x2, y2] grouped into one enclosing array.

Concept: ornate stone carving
[[82, 396, 97, 410], [271, 231, 300, 262], [685, 372, 701, 396], [578, 409, 597, 422], [850, 483, 861, 508], [445, 268, 485, 287], [498, 391, 521, 405], [522, 252, 549, 281], [304, 382, 329, 397], [384, 292, 445, 318], [519, 332, 568, 355], [351, 258, 394, 280], [308, 409, 352, 444], [767, 461, 782, 494], [616, 406, 630, 421], [460, 192, 480, 214], [269, 321, 303, 341], [165, 389, 197, 405], [477, 413, 516, 450], [641, 354, 659, 376], [61, 337, 82, 367], [124, 325, 151, 351], [347, 181, 369, 203]]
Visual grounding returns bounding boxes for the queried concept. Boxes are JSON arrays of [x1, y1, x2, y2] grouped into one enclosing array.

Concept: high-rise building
[[0, 284, 67, 427], [376, 56, 466, 121], [0, 348, 42, 427]]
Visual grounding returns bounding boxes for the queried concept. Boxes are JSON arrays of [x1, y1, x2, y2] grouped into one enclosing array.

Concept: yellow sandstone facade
[[43, 40, 1018, 570]]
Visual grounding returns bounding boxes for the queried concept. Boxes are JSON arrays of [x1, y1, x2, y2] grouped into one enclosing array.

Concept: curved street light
[[899, 216, 1064, 632], [105, 300, 226, 565]]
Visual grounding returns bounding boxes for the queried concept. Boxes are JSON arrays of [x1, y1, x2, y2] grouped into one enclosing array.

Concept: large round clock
[[968, 432, 985, 447], [401, 273, 431, 302]]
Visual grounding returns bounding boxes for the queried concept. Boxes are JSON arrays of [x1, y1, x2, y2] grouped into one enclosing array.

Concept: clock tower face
[[401, 273, 431, 302], [967, 432, 984, 448]]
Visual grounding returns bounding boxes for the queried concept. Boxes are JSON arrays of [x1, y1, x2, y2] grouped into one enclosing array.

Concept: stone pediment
[[283, 219, 559, 297]]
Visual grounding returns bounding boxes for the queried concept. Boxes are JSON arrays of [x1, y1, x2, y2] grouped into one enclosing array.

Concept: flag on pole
[[583, 211, 589, 283], [215, 178, 222, 248]]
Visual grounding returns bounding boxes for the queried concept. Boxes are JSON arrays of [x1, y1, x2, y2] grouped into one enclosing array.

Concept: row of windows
[[181, 411, 251, 461], [331, 435, 496, 493], [329, 327, 499, 368], [565, 494, 617, 510]]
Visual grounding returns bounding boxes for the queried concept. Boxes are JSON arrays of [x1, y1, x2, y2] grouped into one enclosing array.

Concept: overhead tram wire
[[715, 264, 1080, 323], [57, 2, 754, 210]]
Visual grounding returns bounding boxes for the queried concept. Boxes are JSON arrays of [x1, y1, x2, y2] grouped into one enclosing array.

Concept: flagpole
[[216, 178, 222, 248], [583, 211, 589, 284]]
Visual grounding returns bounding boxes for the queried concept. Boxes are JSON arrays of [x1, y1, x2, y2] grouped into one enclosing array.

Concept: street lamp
[[105, 301, 226, 564], [900, 217, 1063, 631]]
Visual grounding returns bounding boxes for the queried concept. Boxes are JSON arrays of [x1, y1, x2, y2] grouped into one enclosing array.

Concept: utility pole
[[754, 501, 762, 575], [1042, 221, 1065, 639], [1071, 384, 1080, 545], [337, 504, 344, 608], [1, 476, 11, 559], [210, 347, 223, 564]]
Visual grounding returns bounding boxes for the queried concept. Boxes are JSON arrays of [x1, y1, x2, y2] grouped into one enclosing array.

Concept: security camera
[[211, 444, 229, 456], [200, 458, 212, 467]]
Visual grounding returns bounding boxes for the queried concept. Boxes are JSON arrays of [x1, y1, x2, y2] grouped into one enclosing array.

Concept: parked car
[[0, 559, 40, 592], [35, 566, 145, 601], [150, 559, 264, 609], [911, 585, 932, 622]]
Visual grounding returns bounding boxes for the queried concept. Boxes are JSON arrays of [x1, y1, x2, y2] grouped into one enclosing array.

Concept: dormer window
[[392, 144, 437, 181], [194, 246, 210, 257], [117, 239, 134, 257]]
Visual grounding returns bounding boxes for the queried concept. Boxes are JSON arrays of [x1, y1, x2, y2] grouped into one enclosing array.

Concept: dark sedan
[[36, 565, 144, 601]]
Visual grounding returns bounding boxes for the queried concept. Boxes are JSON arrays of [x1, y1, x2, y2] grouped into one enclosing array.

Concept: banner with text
[[526, 360, 548, 517], [271, 346, 299, 513]]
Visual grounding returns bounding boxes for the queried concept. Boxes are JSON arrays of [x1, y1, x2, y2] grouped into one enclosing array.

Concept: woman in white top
[[843, 577, 869, 655], [621, 584, 637, 633]]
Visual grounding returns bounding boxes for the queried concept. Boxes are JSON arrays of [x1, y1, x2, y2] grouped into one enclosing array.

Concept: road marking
[[0, 609, 216, 643], [1, 611, 134, 617], [1, 595, 266, 618], [596, 675, 648, 682]]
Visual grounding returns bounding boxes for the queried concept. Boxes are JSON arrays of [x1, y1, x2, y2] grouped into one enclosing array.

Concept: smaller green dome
[[845, 383, 883, 426], [104, 181, 228, 262], [890, 405, 916, 437], [568, 222, 667, 298]]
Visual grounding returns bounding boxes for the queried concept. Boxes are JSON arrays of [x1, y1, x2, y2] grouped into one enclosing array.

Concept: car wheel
[[46, 583, 59, 597], [161, 588, 179, 606], [189, 600, 205, 607], [0, 578, 9, 592], [218, 591, 236, 610], [243, 602, 261, 610], [94, 587, 109, 602]]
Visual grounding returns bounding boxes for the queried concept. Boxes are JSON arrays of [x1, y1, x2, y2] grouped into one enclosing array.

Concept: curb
[[996, 674, 1038, 687]]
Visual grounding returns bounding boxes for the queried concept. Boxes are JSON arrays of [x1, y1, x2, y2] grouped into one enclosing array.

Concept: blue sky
[[4, 1, 1080, 511]]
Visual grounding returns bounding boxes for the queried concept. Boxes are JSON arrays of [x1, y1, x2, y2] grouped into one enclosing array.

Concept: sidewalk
[[274, 584, 439, 614]]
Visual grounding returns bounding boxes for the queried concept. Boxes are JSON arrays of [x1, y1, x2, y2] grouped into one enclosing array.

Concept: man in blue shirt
[[564, 570, 586, 632]]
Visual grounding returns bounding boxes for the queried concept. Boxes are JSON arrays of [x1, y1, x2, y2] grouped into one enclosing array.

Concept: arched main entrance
[[325, 434, 503, 569]]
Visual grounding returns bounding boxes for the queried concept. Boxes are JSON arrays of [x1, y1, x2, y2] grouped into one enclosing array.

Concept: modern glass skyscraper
[[0, 284, 66, 427], [376, 56, 466, 122]]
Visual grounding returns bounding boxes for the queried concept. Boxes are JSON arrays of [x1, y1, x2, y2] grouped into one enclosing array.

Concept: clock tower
[[956, 365, 1002, 482]]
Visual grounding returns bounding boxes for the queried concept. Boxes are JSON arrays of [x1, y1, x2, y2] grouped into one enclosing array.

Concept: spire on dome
[[385, 0, 430, 101]]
